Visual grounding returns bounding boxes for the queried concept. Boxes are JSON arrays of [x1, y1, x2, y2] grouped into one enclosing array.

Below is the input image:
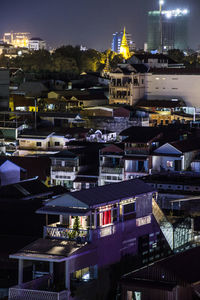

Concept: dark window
[[123, 202, 135, 214], [36, 142, 41, 147], [55, 142, 60, 146]]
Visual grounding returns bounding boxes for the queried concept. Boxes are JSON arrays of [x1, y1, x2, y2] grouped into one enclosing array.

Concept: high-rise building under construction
[[147, 6, 189, 52]]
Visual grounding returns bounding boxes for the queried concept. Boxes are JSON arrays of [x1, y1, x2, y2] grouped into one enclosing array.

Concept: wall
[[0, 160, 21, 185], [145, 73, 200, 108]]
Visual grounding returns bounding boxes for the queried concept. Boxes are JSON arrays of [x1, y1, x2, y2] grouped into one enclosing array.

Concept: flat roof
[[10, 238, 83, 262]]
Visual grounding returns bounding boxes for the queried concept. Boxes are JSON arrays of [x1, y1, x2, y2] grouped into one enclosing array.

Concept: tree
[[167, 49, 185, 63]]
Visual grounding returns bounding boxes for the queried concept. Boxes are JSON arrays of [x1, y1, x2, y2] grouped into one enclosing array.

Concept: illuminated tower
[[120, 28, 131, 59]]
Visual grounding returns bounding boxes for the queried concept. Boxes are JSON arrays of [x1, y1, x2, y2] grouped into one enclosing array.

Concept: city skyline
[[0, 0, 199, 51]]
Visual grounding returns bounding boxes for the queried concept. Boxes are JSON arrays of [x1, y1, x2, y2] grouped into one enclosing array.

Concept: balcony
[[101, 167, 124, 174], [44, 225, 90, 243], [8, 275, 68, 300], [125, 148, 149, 155], [51, 166, 77, 172], [110, 82, 131, 87]]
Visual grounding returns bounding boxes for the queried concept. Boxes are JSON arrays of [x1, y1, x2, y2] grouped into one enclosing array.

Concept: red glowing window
[[102, 210, 111, 225]]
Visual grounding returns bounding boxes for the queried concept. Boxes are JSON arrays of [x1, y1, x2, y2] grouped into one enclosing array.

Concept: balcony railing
[[125, 168, 148, 174], [110, 82, 131, 87], [101, 167, 124, 174], [98, 224, 115, 238], [44, 226, 90, 243], [51, 166, 77, 172], [8, 275, 68, 300], [125, 148, 149, 155]]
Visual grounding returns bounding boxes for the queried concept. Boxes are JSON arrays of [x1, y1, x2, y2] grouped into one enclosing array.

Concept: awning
[[36, 206, 91, 216]]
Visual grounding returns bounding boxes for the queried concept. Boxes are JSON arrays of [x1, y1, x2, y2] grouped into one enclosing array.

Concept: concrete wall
[[145, 73, 200, 108]]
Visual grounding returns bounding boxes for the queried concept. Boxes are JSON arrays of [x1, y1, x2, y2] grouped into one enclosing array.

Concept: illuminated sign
[[136, 215, 151, 227]]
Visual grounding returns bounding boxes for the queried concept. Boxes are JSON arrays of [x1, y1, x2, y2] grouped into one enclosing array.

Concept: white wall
[[145, 73, 200, 108]]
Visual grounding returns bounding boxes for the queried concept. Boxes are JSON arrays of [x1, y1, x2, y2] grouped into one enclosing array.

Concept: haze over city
[[0, 0, 199, 50]]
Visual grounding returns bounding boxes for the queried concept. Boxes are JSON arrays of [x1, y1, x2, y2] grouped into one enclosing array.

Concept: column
[[65, 260, 70, 290], [49, 262, 54, 284], [18, 259, 23, 285]]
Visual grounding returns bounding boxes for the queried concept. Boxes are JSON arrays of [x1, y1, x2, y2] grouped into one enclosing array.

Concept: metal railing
[[99, 224, 115, 238], [8, 275, 69, 300], [44, 226, 90, 242], [9, 288, 68, 300], [101, 167, 124, 174], [51, 166, 77, 172]]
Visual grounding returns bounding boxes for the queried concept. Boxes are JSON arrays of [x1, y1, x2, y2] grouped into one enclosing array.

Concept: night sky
[[0, 0, 199, 50]]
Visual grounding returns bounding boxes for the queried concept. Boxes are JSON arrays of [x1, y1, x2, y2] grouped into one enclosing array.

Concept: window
[[123, 202, 135, 214], [102, 210, 111, 225], [166, 161, 173, 168], [36, 142, 41, 147], [72, 265, 98, 282], [55, 142, 60, 146]]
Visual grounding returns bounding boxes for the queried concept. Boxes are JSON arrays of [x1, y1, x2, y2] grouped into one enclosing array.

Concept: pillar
[[49, 262, 54, 283], [18, 259, 23, 285], [65, 260, 70, 290]]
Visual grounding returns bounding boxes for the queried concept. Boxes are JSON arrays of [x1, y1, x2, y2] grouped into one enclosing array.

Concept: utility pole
[[34, 97, 37, 130], [159, 0, 164, 53]]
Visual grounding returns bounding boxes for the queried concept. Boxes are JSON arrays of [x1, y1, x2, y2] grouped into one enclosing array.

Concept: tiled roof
[[120, 126, 162, 143], [101, 144, 124, 154], [0, 178, 51, 200], [170, 138, 200, 153], [122, 246, 200, 285], [69, 179, 155, 207]]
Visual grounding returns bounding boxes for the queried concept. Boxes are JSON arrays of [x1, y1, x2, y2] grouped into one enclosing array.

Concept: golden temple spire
[[120, 27, 131, 60]]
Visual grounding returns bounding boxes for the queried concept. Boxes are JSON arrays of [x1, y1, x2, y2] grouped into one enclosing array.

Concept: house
[[99, 144, 124, 185], [8, 179, 170, 300], [120, 126, 162, 179], [51, 143, 103, 190], [0, 157, 26, 186], [50, 150, 80, 189], [86, 129, 117, 142], [152, 138, 200, 172], [48, 90, 108, 107], [121, 246, 200, 300]]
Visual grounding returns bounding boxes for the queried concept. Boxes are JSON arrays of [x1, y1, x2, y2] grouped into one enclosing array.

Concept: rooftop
[[43, 179, 155, 209]]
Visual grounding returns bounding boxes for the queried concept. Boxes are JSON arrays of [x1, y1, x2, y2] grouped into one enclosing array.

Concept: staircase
[[152, 199, 174, 250]]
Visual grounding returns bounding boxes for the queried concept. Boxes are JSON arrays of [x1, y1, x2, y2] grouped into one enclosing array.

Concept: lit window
[[166, 161, 173, 168], [155, 77, 160, 80]]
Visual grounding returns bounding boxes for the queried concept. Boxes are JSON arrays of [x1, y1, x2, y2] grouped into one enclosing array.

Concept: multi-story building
[[99, 144, 124, 185], [145, 68, 200, 109], [8, 179, 171, 300], [3, 32, 30, 48], [121, 126, 161, 180], [109, 63, 147, 106], [147, 9, 189, 52], [50, 150, 80, 189], [28, 38, 46, 51]]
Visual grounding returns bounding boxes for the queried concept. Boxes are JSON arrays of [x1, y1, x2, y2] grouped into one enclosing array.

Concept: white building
[[145, 70, 200, 109], [28, 38, 46, 51]]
